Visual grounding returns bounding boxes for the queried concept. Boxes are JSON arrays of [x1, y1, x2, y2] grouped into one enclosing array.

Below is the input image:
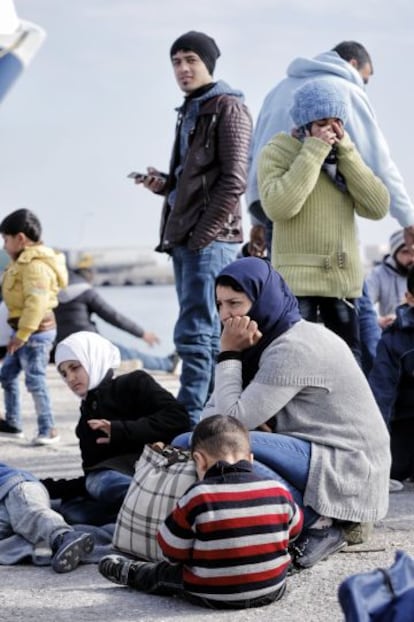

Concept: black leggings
[[390, 418, 414, 481]]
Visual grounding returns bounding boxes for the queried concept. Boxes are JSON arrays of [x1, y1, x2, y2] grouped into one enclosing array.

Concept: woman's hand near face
[[331, 119, 344, 141], [220, 315, 263, 351], [310, 119, 344, 145], [310, 122, 337, 146]]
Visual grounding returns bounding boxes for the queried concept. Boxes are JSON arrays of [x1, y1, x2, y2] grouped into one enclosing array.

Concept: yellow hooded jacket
[[1, 244, 68, 342]]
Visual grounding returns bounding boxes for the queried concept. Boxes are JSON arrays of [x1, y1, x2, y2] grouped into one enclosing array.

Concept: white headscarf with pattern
[[55, 331, 121, 392]]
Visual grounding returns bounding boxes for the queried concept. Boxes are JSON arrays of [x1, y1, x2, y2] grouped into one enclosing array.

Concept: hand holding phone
[[127, 168, 166, 193], [127, 172, 148, 182]]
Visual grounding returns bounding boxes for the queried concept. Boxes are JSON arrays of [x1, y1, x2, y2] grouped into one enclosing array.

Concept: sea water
[[94, 285, 178, 356]]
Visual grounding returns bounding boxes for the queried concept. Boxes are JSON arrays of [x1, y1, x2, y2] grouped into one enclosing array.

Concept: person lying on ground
[[52, 267, 179, 373], [0, 462, 93, 572]]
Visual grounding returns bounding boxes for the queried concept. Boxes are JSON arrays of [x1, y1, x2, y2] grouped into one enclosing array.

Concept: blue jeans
[[58, 496, 120, 526], [358, 283, 381, 377], [0, 481, 68, 545], [85, 469, 132, 506], [172, 242, 237, 427], [173, 431, 319, 528], [115, 343, 173, 372], [0, 330, 56, 435]]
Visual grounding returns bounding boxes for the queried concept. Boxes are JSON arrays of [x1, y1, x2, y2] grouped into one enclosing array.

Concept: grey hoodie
[[365, 255, 408, 316]]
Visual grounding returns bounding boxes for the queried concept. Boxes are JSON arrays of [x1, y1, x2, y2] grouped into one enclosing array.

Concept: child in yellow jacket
[[0, 209, 67, 444]]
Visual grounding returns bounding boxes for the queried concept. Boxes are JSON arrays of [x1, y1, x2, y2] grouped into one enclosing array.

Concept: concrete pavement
[[0, 365, 413, 622]]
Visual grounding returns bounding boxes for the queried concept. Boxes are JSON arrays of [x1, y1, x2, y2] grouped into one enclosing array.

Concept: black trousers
[[297, 296, 361, 366], [128, 559, 284, 609], [390, 418, 414, 481]]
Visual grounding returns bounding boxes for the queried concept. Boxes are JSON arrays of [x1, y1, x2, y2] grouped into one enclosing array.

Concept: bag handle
[[379, 568, 397, 599], [150, 443, 191, 466]]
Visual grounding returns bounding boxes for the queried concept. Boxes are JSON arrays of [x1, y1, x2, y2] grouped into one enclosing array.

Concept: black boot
[[99, 555, 182, 595]]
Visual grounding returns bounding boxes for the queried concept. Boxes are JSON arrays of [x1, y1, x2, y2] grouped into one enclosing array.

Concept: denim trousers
[[58, 469, 131, 526], [172, 241, 237, 427], [0, 482, 68, 546], [56, 469, 132, 526], [115, 343, 173, 372], [58, 496, 120, 526], [357, 283, 381, 377], [173, 431, 319, 528], [297, 296, 362, 366], [85, 469, 132, 506], [0, 329, 56, 435]]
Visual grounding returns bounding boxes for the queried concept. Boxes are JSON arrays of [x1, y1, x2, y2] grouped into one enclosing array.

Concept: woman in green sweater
[[258, 79, 389, 362]]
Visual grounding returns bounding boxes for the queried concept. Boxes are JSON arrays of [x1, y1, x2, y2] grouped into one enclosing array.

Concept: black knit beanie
[[170, 31, 221, 75]]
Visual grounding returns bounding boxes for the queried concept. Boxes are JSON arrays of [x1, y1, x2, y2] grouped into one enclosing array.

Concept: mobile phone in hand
[[127, 171, 147, 182]]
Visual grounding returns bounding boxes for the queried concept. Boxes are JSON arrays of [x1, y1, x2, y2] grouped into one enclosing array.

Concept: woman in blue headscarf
[[177, 257, 390, 570]]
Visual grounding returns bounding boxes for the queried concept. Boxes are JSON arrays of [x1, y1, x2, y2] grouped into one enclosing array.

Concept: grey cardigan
[[204, 320, 390, 523]]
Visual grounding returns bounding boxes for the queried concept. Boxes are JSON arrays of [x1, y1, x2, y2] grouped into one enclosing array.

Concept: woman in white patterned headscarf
[[55, 331, 120, 396], [51, 331, 189, 525]]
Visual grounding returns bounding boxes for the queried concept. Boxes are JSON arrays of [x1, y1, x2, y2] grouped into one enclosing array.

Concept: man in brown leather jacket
[[137, 31, 252, 427]]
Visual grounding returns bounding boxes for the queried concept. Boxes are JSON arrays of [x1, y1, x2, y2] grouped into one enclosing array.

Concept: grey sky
[[1, 0, 413, 253]]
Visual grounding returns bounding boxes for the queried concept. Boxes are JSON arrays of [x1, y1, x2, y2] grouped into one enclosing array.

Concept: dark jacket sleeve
[[109, 372, 190, 446], [368, 333, 400, 425], [85, 289, 145, 338], [40, 476, 87, 500], [77, 371, 190, 471], [189, 100, 252, 250]]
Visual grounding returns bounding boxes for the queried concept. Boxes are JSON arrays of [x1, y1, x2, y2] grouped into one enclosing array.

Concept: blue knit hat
[[290, 79, 349, 127]]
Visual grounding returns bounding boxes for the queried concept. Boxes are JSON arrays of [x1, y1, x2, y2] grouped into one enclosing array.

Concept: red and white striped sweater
[[157, 460, 303, 604]]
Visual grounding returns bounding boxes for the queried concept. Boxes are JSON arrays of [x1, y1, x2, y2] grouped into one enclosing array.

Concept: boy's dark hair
[[0, 209, 42, 242], [407, 266, 414, 296], [333, 41, 373, 72], [191, 415, 250, 459]]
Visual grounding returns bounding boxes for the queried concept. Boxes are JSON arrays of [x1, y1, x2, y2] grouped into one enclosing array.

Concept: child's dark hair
[[191, 415, 250, 459], [407, 265, 414, 296], [0, 209, 42, 242]]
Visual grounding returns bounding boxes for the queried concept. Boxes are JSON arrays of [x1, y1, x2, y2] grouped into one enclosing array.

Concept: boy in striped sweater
[[99, 415, 303, 609]]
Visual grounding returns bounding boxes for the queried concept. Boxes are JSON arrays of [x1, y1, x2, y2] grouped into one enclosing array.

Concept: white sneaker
[[389, 478, 404, 493], [32, 430, 61, 446]]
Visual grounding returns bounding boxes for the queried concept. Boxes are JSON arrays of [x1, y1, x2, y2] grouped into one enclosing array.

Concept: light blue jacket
[[247, 51, 414, 228]]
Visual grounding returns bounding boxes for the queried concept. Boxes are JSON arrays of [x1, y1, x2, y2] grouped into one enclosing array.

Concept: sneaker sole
[[52, 534, 94, 573], [0, 431, 25, 440], [31, 436, 61, 446]]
